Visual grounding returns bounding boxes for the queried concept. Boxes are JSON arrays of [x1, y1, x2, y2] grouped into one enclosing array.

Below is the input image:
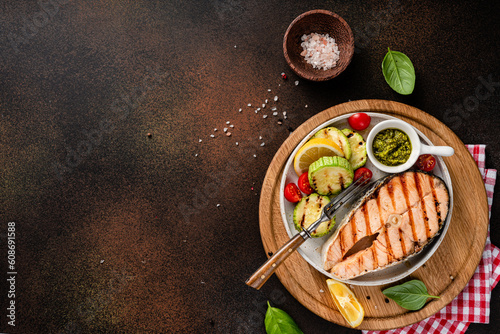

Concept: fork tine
[[324, 177, 371, 217]]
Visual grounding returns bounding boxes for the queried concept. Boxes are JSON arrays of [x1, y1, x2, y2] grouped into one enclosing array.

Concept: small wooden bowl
[[283, 10, 354, 81]]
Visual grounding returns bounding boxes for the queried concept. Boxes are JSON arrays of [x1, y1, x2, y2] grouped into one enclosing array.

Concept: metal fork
[[246, 177, 371, 289]]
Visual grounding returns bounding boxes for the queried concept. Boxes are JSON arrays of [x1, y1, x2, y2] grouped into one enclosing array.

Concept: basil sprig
[[382, 47, 416, 95], [265, 301, 303, 334], [383, 280, 440, 310]]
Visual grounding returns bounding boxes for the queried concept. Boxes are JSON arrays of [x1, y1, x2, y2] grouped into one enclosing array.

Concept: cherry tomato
[[348, 113, 371, 131], [284, 183, 302, 203], [354, 167, 373, 182], [414, 154, 436, 172], [297, 172, 314, 195]]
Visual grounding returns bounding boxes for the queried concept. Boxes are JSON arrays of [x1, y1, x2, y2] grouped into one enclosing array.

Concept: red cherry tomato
[[297, 172, 314, 195], [284, 183, 302, 203], [348, 113, 371, 131], [354, 167, 373, 182], [414, 154, 436, 172]]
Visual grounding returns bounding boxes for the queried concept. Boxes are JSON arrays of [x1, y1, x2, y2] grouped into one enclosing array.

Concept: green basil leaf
[[265, 301, 303, 334], [383, 280, 440, 311], [382, 47, 416, 95]]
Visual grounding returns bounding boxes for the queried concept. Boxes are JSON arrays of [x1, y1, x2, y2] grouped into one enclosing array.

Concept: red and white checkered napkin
[[363, 145, 498, 334]]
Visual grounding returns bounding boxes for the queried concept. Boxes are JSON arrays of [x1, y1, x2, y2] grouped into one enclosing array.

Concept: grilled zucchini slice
[[341, 128, 367, 170], [313, 127, 352, 160], [308, 156, 354, 196], [293, 193, 336, 237]]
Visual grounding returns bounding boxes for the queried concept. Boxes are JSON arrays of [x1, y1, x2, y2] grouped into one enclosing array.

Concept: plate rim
[[278, 112, 454, 286]]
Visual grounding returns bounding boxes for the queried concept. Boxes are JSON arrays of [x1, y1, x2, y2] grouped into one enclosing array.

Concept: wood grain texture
[[258, 99, 489, 330]]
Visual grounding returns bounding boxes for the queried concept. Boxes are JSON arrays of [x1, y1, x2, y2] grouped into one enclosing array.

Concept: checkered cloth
[[363, 145, 498, 334]]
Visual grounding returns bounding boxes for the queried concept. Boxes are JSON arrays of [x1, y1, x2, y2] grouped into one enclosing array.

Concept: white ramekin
[[366, 120, 455, 173]]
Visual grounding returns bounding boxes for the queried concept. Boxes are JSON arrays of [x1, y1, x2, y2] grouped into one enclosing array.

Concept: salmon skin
[[322, 171, 450, 280]]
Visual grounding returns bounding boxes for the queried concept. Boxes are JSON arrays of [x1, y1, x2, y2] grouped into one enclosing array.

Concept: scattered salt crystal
[[267, 89, 271, 92], [273, 112, 278, 116], [305, 104, 308, 108], [283, 111, 287, 116], [274, 96, 278, 101], [100, 259, 105, 264], [260, 142, 265, 146], [265, 99, 268, 103], [234, 45, 237, 48], [236, 142, 239, 146], [295, 80, 299, 86], [223, 128, 228, 132], [253, 154, 257, 158], [320, 289, 324, 293], [195, 153, 198, 157], [262, 104, 266, 108], [284, 115, 287, 119], [259, 136, 262, 140], [214, 128, 217, 131], [226, 121, 230, 124], [226, 132, 232, 137], [216, 204, 220, 207], [257, 108, 261, 111], [247, 103, 252, 107], [239, 108, 242, 112], [255, 110, 258, 114], [271, 107, 277, 111], [199, 139, 202, 142], [230, 124, 234, 128], [263, 115, 268, 118], [210, 134, 215, 138]]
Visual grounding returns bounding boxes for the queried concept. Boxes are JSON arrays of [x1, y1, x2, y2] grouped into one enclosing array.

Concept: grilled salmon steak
[[322, 171, 450, 280]]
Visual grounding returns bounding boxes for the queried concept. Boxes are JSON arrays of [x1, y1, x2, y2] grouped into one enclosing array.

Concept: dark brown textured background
[[0, 0, 499, 333]]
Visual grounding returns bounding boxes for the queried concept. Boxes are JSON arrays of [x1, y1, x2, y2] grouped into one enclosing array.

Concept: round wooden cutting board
[[258, 99, 489, 330]]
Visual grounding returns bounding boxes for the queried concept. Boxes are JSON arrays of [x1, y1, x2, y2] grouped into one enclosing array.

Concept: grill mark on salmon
[[322, 171, 450, 280], [371, 247, 378, 269], [402, 173, 418, 242], [413, 172, 427, 243], [362, 204, 371, 235], [376, 189, 391, 265], [351, 216, 357, 243]]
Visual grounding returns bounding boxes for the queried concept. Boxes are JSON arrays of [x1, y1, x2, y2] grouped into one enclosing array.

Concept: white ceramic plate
[[279, 112, 454, 286]]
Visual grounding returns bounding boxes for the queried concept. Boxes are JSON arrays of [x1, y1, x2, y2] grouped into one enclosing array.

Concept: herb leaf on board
[[382, 48, 416, 95], [265, 301, 303, 334], [383, 280, 440, 311]]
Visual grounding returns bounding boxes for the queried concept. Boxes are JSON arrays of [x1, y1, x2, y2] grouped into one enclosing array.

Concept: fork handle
[[246, 232, 307, 290]]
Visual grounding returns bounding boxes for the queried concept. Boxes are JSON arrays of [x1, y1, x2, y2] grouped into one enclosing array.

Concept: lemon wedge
[[293, 138, 343, 176], [326, 279, 364, 328]]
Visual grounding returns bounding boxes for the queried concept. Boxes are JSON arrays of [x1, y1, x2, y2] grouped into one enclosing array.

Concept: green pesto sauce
[[372, 128, 412, 166]]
